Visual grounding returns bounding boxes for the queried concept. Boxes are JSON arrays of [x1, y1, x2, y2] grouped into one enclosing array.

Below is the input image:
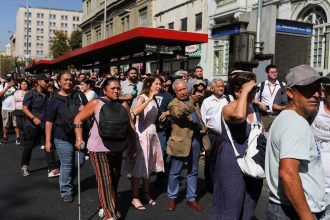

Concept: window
[[96, 28, 102, 41], [181, 18, 187, 31], [195, 13, 202, 31], [106, 21, 113, 37], [49, 14, 56, 19], [139, 8, 148, 27], [24, 12, 32, 17], [121, 16, 130, 32], [86, 32, 91, 45], [37, 13, 44, 19], [168, 22, 174, 29], [86, 0, 91, 13], [61, 23, 68, 28], [73, 16, 80, 22], [61, 15, 68, 21], [214, 40, 230, 76], [298, 6, 327, 69]]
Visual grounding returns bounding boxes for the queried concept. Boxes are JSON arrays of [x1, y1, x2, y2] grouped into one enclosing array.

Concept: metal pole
[[103, 0, 107, 40], [255, 0, 262, 54], [26, 0, 30, 64]]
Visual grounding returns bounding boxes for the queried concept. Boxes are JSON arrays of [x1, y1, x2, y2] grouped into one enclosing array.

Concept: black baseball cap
[[36, 73, 52, 82]]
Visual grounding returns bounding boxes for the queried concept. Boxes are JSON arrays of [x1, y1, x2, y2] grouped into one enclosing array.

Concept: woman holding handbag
[[210, 72, 263, 220]]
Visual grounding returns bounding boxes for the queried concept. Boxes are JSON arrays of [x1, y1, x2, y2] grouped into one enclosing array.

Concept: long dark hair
[[141, 75, 161, 96]]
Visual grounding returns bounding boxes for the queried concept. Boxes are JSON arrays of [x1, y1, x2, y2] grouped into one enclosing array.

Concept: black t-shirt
[[46, 91, 88, 141], [23, 89, 49, 128], [155, 90, 174, 113]]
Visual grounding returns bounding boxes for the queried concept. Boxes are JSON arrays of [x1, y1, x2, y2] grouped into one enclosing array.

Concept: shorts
[[1, 110, 17, 128]]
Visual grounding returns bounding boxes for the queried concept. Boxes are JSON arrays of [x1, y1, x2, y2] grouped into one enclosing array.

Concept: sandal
[[144, 193, 156, 206], [131, 199, 146, 211]]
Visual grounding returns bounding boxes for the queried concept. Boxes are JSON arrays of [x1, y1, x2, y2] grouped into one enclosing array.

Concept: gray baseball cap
[[286, 65, 330, 87]]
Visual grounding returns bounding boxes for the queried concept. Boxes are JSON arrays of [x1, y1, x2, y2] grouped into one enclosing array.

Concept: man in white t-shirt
[[265, 65, 329, 219], [254, 64, 285, 132], [0, 76, 19, 145], [311, 76, 330, 219]]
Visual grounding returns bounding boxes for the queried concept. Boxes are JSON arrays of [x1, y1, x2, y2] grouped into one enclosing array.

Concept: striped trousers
[[89, 151, 123, 219]]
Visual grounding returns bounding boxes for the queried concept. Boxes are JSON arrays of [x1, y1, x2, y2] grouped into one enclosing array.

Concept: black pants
[[15, 114, 26, 141], [21, 126, 57, 170], [204, 130, 223, 193]]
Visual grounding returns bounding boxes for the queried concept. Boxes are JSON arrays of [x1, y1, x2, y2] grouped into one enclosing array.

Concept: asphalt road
[[0, 134, 269, 220]]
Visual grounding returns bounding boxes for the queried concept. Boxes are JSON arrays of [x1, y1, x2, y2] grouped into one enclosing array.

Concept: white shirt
[[0, 83, 16, 111], [255, 80, 285, 113], [201, 94, 230, 134], [312, 101, 330, 192], [84, 90, 98, 101]]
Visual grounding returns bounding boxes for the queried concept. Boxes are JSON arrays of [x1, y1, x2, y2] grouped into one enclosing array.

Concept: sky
[[0, 0, 82, 51]]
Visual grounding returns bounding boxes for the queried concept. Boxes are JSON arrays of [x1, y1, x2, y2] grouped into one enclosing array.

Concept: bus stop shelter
[[26, 27, 208, 74]]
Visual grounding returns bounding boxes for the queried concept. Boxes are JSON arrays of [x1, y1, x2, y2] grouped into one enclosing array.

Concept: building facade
[[80, 0, 152, 47], [15, 7, 82, 60], [207, 0, 330, 81]]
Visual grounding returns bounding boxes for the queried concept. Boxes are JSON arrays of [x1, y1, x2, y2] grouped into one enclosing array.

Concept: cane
[[78, 143, 85, 220]]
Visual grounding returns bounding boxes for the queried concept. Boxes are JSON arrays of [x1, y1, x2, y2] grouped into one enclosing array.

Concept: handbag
[[222, 113, 266, 179], [154, 97, 169, 131]]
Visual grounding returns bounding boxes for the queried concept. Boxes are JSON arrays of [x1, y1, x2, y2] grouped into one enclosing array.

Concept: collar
[[266, 80, 279, 86], [210, 94, 228, 101]]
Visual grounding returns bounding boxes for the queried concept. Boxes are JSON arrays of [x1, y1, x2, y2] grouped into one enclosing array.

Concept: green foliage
[[68, 29, 82, 51], [50, 30, 70, 58]]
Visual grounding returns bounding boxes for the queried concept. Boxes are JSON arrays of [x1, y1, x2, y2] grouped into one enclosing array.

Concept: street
[[0, 134, 269, 220]]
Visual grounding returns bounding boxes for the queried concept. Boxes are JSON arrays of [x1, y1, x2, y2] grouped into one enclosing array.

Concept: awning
[[53, 27, 208, 67]]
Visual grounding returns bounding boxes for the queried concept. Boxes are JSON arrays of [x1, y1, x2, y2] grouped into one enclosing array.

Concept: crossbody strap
[[221, 113, 240, 158]]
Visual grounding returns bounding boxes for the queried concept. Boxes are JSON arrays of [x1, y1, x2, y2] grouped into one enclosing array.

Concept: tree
[[50, 30, 70, 58], [0, 55, 15, 74], [68, 29, 82, 51]]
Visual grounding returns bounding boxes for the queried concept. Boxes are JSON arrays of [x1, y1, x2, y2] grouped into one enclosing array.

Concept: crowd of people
[[0, 63, 330, 220]]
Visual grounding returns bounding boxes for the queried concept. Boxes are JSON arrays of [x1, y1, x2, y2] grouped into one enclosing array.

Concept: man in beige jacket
[[166, 79, 210, 212]]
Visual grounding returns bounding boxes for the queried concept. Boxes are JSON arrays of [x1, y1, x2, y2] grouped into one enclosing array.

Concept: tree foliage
[[68, 29, 82, 51], [50, 30, 70, 58]]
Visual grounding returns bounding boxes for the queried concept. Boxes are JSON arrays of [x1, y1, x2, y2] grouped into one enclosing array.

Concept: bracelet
[[74, 124, 83, 129], [76, 137, 82, 140]]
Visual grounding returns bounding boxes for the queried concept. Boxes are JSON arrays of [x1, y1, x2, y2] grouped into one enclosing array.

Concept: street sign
[[144, 44, 181, 54]]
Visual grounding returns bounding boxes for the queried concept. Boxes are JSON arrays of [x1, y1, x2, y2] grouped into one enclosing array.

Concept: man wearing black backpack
[[254, 64, 286, 132], [20, 73, 59, 177]]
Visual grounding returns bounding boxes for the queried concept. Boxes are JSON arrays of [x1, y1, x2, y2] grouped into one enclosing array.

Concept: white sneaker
[[127, 173, 132, 179], [48, 169, 60, 178], [98, 208, 105, 218], [40, 145, 45, 150]]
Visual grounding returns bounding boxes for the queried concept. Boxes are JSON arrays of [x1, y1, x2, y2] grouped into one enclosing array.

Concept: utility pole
[[25, 0, 30, 65], [255, 0, 263, 55], [103, 0, 107, 40]]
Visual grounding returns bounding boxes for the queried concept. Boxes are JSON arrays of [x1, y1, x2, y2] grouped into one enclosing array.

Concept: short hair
[[265, 64, 277, 73], [101, 77, 120, 90], [210, 78, 224, 87], [172, 79, 186, 91], [56, 71, 71, 83], [229, 72, 256, 98], [194, 66, 203, 71], [125, 67, 138, 76]]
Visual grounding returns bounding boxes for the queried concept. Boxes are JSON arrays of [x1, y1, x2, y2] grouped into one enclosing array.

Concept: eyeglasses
[[322, 83, 330, 90]]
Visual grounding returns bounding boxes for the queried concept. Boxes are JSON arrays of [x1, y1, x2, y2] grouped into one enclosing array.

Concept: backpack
[[222, 113, 266, 179], [259, 81, 285, 102], [53, 91, 83, 134], [94, 98, 130, 141]]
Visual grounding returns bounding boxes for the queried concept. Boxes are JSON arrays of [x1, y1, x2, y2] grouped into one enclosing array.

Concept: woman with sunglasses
[[45, 72, 88, 203], [210, 71, 263, 220]]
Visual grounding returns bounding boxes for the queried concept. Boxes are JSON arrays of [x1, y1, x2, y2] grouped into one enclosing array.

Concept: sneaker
[[127, 173, 132, 179], [63, 195, 73, 203], [16, 138, 21, 146], [98, 208, 105, 218], [21, 165, 30, 176], [40, 145, 45, 150], [48, 169, 60, 178], [0, 137, 8, 145]]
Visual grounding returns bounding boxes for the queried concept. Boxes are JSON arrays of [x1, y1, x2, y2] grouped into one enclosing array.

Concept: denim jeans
[[167, 137, 201, 201], [54, 138, 84, 198], [157, 131, 168, 163]]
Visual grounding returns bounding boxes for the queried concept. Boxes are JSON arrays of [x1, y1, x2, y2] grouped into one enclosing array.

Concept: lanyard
[[267, 83, 277, 97]]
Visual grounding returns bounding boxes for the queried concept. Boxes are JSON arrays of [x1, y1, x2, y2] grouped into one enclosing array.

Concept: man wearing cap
[[20, 73, 59, 177], [265, 65, 329, 219], [0, 74, 19, 145]]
